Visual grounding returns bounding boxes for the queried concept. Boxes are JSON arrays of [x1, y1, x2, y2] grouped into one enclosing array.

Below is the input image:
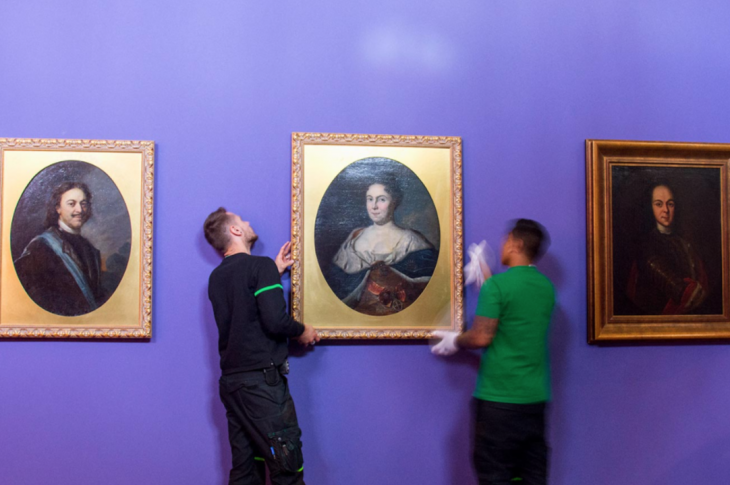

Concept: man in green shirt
[[432, 219, 555, 485]]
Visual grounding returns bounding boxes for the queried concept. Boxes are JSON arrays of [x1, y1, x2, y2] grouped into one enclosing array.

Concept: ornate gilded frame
[[587, 139, 730, 343], [0, 138, 154, 339], [291, 132, 463, 339]]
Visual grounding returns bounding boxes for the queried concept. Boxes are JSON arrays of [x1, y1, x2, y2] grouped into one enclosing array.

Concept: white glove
[[464, 240, 494, 289], [431, 330, 460, 356]]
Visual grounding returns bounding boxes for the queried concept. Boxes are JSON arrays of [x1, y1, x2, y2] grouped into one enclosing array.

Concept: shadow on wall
[[197, 233, 232, 485], [545, 304, 572, 484], [539, 251, 571, 485], [287, 336, 327, 483], [310, 338, 480, 484], [436, 260, 495, 484], [444, 349, 481, 484]]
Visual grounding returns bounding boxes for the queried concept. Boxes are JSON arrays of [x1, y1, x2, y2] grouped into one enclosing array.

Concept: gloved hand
[[431, 330, 460, 356], [464, 240, 494, 289]]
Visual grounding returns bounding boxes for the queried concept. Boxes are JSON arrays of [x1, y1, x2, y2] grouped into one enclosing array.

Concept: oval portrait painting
[[11, 161, 132, 317], [315, 157, 440, 316]]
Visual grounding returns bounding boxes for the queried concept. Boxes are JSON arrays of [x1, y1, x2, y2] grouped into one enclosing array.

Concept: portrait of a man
[[11, 161, 132, 317], [314, 157, 440, 316], [611, 166, 723, 316]]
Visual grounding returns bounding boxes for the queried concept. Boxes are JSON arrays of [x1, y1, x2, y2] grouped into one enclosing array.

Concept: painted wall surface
[[1, 1, 730, 483]]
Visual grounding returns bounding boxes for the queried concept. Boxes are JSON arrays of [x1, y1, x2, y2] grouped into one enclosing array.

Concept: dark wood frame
[[587, 139, 730, 343]]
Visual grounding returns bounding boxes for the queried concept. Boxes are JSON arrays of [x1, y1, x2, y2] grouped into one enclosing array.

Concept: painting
[[0, 139, 154, 339], [291, 133, 463, 339], [587, 139, 730, 342]]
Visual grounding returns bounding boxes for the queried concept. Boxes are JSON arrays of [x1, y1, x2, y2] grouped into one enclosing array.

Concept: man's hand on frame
[[275, 241, 294, 275], [431, 330, 460, 356], [298, 324, 320, 346]]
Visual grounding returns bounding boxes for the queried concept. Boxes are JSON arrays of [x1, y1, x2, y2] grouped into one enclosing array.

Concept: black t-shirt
[[208, 253, 305, 374]]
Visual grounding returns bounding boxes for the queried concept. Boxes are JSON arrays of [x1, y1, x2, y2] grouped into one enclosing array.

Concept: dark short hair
[[649, 181, 675, 202], [45, 181, 93, 228], [644, 180, 678, 229], [367, 174, 403, 211], [510, 218, 549, 261], [204, 207, 233, 254]]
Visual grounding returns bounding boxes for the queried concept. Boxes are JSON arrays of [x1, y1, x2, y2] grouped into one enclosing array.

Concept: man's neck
[[508, 263, 533, 268], [58, 220, 80, 235], [506, 256, 533, 268], [656, 223, 672, 235], [223, 241, 251, 257]]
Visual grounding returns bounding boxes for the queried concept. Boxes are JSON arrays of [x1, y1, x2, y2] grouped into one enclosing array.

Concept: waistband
[[475, 398, 547, 414], [223, 360, 289, 377]]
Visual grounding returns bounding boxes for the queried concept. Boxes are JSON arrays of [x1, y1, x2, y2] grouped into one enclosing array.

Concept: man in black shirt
[[205, 207, 318, 485]]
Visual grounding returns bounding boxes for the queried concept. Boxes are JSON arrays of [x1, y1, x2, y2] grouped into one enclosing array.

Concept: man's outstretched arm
[[456, 316, 498, 349], [431, 316, 498, 355]]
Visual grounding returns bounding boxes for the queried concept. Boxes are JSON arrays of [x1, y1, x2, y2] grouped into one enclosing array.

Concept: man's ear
[[229, 224, 242, 237], [512, 238, 525, 254]]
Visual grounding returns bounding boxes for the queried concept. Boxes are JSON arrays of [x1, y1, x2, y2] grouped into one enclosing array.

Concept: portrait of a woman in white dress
[[315, 158, 439, 316]]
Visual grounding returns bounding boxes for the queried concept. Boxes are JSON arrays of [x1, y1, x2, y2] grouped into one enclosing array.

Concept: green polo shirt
[[474, 265, 555, 404]]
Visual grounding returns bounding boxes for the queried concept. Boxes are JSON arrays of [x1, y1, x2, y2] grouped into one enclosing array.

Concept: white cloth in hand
[[431, 330, 460, 356], [464, 240, 494, 289]]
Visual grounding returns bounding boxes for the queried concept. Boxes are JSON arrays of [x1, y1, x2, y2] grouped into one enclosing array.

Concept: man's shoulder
[[210, 254, 274, 276], [33, 227, 58, 241], [496, 267, 554, 290], [21, 228, 58, 253], [16, 235, 51, 265], [490, 270, 509, 281], [245, 254, 277, 274], [525, 268, 555, 292], [525, 269, 556, 304], [488, 271, 512, 286], [42, 226, 97, 246]]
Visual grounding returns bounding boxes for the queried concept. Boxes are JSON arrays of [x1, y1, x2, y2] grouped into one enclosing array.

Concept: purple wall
[[2, 0, 730, 483]]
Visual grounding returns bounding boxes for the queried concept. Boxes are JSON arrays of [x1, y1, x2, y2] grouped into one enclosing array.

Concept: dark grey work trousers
[[219, 366, 305, 485], [473, 399, 549, 485]]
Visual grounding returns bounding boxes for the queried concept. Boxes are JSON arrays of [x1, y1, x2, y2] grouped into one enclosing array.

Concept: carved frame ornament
[[291, 132, 463, 339], [0, 138, 154, 339]]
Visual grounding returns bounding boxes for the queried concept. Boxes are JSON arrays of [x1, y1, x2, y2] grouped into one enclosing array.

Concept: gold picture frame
[[291, 132, 463, 339], [0, 138, 154, 339], [587, 139, 730, 343]]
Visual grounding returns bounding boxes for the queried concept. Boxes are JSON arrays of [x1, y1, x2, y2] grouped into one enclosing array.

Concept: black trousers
[[473, 399, 548, 485], [219, 366, 305, 485]]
